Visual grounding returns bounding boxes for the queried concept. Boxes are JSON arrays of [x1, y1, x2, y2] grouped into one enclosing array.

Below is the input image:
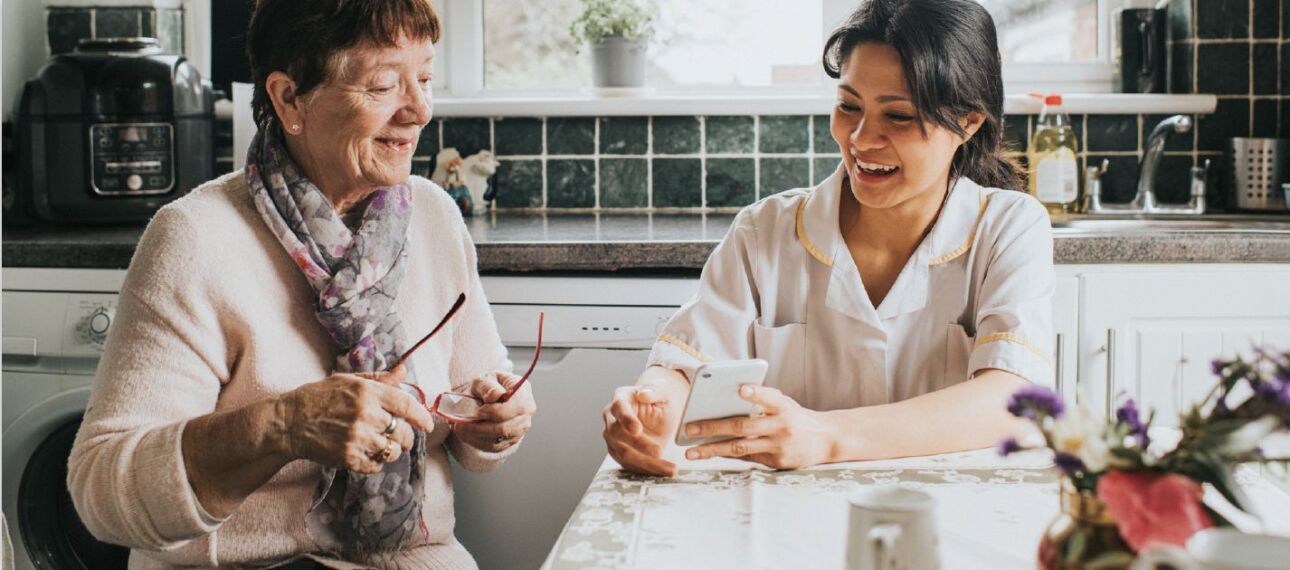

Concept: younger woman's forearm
[[181, 397, 295, 519], [636, 365, 690, 401], [823, 370, 1032, 462]]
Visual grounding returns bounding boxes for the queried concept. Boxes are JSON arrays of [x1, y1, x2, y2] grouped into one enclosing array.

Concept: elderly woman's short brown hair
[[246, 0, 441, 126]]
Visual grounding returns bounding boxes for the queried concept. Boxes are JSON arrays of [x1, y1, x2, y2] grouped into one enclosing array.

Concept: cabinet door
[[1052, 273, 1080, 404], [1080, 266, 1290, 424]]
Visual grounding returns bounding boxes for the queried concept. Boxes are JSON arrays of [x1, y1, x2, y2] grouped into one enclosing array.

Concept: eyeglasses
[[396, 292, 544, 423]]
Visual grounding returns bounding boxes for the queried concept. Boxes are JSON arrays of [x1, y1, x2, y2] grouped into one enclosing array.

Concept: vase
[[590, 36, 646, 88], [1037, 479, 1135, 569]]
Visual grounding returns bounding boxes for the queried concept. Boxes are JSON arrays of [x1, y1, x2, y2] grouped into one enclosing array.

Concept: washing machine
[[3, 267, 130, 570]]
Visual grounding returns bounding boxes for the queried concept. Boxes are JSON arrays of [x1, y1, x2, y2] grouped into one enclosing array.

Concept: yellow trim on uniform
[[974, 332, 1053, 364], [657, 334, 713, 363], [795, 195, 834, 267], [928, 189, 990, 266]]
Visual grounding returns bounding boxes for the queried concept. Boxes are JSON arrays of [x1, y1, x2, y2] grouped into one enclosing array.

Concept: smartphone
[[674, 359, 769, 447]]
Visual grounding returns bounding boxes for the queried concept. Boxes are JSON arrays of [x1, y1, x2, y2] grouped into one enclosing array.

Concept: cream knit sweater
[[67, 172, 518, 569]]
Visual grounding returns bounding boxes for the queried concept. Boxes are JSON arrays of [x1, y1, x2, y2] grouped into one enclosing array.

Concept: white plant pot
[[590, 36, 646, 88]]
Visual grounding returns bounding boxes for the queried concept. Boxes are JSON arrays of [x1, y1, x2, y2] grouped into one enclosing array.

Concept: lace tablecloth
[[542, 448, 1290, 570]]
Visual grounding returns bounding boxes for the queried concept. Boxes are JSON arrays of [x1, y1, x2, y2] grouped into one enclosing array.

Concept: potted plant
[[1001, 349, 1290, 568], [568, 0, 657, 89]]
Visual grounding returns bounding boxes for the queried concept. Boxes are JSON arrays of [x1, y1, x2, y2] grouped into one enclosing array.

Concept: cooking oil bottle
[[1026, 93, 1080, 214]]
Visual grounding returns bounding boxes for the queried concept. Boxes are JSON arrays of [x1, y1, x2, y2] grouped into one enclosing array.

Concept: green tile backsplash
[[705, 158, 756, 207], [704, 116, 755, 154], [759, 116, 810, 154], [653, 116, 700, 155], [431, 115, 846, 211], [599, 117, 648, 155], [599, 158, 648, 208], [653, 158, 702, 208], [547, 159, 595, 208], [761, 157, 811, 193]]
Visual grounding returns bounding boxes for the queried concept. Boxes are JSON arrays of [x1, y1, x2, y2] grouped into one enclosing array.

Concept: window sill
[[431, 92, 1218, 117]]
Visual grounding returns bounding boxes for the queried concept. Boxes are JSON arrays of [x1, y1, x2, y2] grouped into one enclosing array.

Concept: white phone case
[[674, 359, 769, 447]]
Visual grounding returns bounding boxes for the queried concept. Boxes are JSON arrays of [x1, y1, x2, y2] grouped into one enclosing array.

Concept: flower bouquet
[[1001, 350, 1290, 569]]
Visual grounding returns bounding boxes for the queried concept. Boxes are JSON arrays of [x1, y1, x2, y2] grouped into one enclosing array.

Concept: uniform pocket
[[943, 323, 974, 390], [752, 321, 806, 394]]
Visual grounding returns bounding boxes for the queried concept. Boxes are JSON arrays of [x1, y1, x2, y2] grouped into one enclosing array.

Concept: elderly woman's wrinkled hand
[[272, 366, 436, 474], [450, 372, 537, 452]]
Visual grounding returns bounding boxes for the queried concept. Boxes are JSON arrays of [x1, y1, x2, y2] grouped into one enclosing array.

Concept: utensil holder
[[1226, 138, 1289, 211]]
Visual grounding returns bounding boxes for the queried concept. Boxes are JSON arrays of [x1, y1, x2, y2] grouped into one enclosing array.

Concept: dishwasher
[[454, 274, 698, 570]]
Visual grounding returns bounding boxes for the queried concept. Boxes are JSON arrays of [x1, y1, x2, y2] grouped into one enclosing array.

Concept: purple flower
[[1254, 380, 1290, 407], [1007, 386, 1065, 421], [1212, 358, 1227, 376], [1053, 452, 1087, 477], [1116, 399, 1151, 447], [997, 437, 1022, 457]]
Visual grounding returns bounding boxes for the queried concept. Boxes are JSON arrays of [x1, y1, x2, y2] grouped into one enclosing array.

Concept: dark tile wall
[[400, 116, 843, 210], [1158, 0, 1289, 208], [45, 7, 184, 55]]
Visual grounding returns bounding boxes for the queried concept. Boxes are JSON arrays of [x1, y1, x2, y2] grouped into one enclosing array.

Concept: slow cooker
[[13, 37, 214, 223]]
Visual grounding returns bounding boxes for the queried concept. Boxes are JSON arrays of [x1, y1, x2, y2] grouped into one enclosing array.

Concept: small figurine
[[431, 148, 471, 216], [459, 150, 500, 213], [430, 148, 500, 216]]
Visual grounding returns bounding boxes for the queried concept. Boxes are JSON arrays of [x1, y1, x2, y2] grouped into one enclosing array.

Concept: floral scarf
[[245, 119, 430, 558]]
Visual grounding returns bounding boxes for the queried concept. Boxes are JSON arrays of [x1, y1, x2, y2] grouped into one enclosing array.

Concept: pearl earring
[[290, 123, 301, 133]]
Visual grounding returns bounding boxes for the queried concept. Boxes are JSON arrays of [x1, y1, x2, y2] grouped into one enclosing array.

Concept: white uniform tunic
[[648, 168, 1055, 411]]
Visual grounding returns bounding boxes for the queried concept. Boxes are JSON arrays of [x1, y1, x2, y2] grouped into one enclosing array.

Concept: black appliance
[[13, 37, 214, 223], [1114, 8, 1167, 94]]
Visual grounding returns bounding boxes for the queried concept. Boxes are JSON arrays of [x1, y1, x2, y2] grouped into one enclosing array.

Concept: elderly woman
[[66, 1, 535, 568]]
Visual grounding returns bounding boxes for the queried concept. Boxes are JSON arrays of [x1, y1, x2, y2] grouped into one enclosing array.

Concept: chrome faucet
[[1085, 114, 1207, 215]]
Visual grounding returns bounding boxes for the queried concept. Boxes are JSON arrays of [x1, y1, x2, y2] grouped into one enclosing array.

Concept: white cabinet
[[1051, 275, 1080, 405], [1072, 265, 1290, 423]]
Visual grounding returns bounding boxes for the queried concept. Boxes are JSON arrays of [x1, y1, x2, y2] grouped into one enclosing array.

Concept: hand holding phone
[[674, 359, 769, 447]]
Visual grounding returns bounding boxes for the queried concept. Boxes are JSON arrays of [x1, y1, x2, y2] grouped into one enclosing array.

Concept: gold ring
[[374, 439, 397, 462], [381, 415, 399, 437]]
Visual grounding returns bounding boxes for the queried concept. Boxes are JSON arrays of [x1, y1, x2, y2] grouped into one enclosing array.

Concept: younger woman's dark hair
[[246, 0, 441, 127], [822, 0, 1024, 191]]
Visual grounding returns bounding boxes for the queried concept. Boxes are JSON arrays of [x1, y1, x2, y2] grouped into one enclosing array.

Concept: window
[[481, 0, 826, 91], [983, 0, 1101, 64], [437, 0, 1115, 98]]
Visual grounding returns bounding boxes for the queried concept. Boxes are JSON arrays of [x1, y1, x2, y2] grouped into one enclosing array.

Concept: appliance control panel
[[1, 291, 119, 367], [89, 122, 174, 196], [69, 297, 118, 352]]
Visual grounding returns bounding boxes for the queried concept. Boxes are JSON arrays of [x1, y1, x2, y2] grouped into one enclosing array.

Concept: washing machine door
[[2, 378, 129, 570], [19, 420, 129, 570]]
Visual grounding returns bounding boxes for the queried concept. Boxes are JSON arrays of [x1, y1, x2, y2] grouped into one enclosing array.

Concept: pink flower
[[1096, 470, 1214, 551]]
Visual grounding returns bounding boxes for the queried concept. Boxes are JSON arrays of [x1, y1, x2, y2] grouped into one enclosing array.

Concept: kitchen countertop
[[5, 212, 1290, 271]]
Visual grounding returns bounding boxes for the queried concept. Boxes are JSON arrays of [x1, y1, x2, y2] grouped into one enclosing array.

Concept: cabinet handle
[[1054, 333, 1065, 399], [1105, 329, 1116, 418]]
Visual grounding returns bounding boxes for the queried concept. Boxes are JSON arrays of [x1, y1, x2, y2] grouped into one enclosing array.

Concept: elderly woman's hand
[[272, 366, 436, 474], [450, 372, 537, 452]]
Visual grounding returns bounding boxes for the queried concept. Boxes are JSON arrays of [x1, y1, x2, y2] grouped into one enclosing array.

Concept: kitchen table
[[541, 448, 1290, 570]]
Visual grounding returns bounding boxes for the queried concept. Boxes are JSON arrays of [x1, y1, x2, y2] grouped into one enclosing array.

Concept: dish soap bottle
[[1027, 93, 1080, 214]]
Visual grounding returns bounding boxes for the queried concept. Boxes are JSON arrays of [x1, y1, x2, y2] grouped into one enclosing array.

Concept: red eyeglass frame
[[395, 292, 544, 423]]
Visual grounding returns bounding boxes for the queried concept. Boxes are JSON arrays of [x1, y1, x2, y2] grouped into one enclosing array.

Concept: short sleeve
[[967, 198, 1056, 385], [647, 209, 761, 380]]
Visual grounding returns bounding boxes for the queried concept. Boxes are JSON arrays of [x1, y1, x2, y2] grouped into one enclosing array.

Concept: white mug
[[845, 487, 940, 570], [1131, 528, 1290, 570]]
